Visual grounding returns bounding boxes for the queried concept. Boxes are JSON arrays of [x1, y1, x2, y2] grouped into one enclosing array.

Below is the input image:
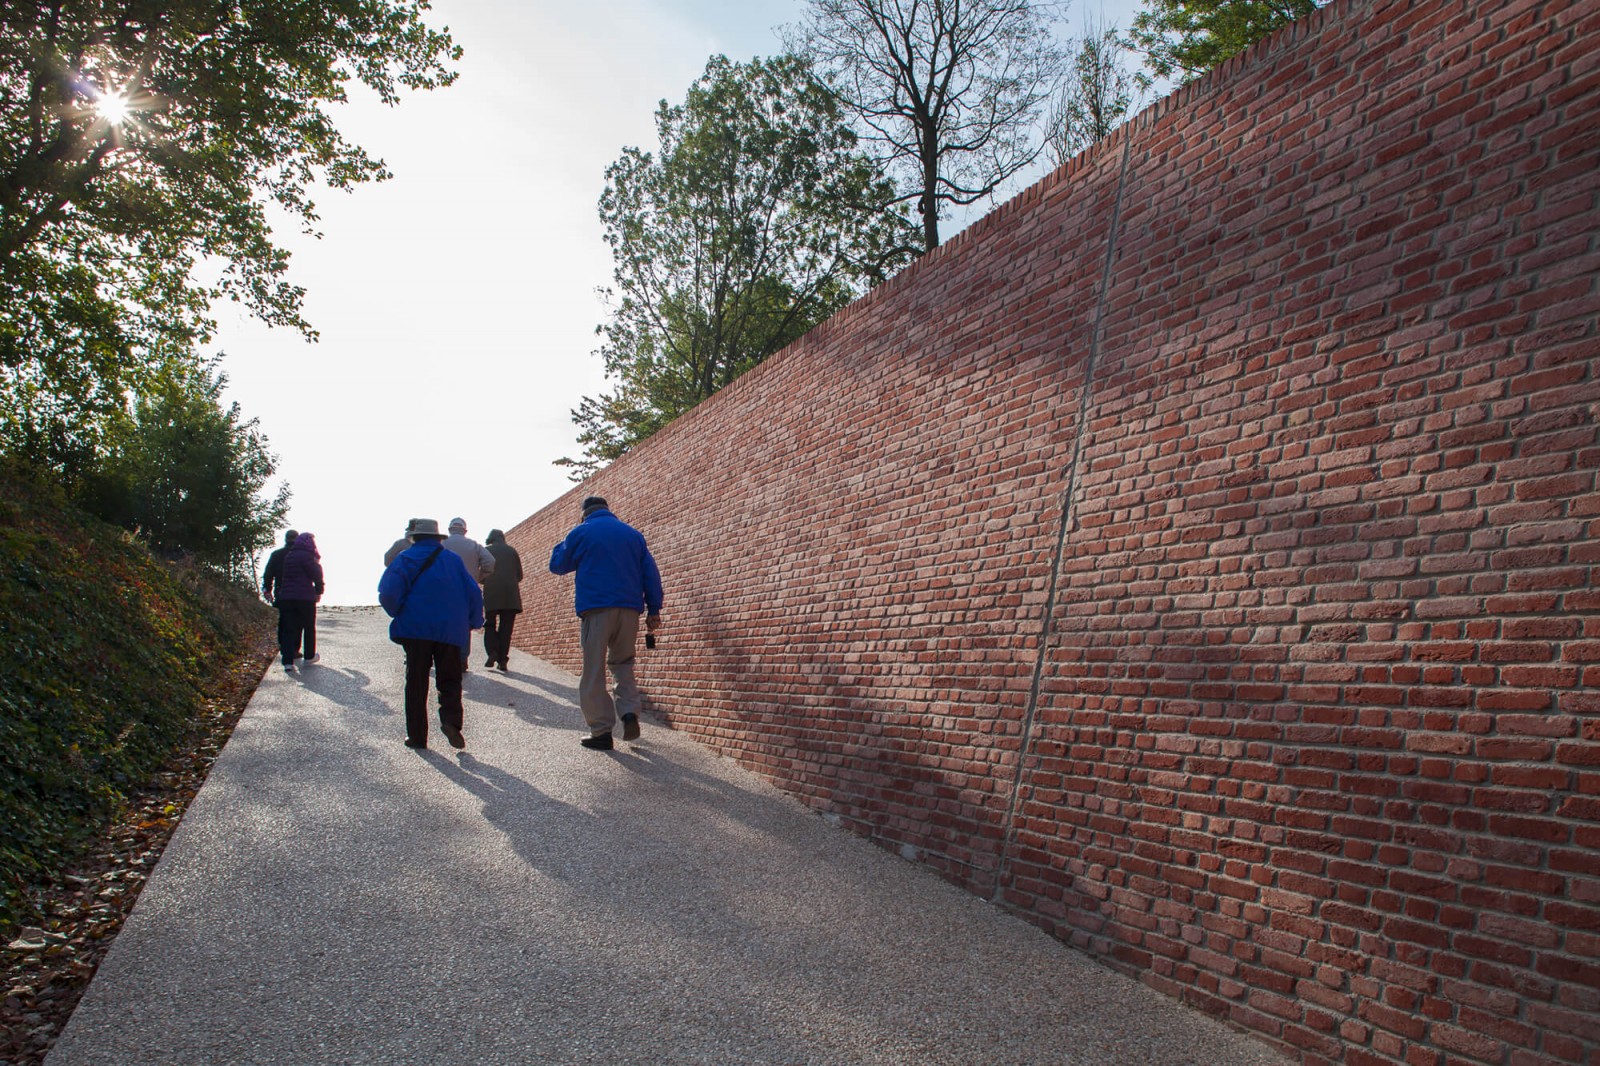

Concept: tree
[[1127, 0, 1323, 86], [786, 0, 1067, 251], [0, 1, 459, 472], [562, 54, 918, 477], [79, 358, 289, 581], [1044, 17, 1140, 169]]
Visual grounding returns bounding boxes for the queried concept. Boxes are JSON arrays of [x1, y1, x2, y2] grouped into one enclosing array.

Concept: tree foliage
[[78, 359, 289, 580], [1045, 17, 1140, 168], [0, 0, 459, 471], [1127, 0, 1323, 85], [786, 0, 1066, 251], [563, 54, 918, 477]]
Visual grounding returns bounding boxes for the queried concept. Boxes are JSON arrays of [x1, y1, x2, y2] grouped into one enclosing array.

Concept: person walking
[[384, 519, 420, 567], [378, 518, 484, 750], [261, 529, 299, 671], [481, 528, 523, 672], [444, 518, 495, 582], [443, 518, 495, 670], [261, 529, 297, 603], [548, 496, 663, 750], [277, 531, 324, 675]]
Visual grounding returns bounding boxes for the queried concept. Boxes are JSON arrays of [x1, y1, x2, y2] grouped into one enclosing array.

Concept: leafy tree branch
[[562, 54, 919, 478], [1127, 0, 1324, 86]]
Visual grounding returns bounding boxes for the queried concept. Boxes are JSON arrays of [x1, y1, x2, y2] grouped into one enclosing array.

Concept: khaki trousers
[[578, 608, 641, 736]]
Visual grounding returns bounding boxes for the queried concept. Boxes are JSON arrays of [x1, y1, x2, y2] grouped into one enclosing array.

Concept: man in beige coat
[[444, 518, 494, 669], [444, 518, 495, 582], [384, 519, 420, 567]]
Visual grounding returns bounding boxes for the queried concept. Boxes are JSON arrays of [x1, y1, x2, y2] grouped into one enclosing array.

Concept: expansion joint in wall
[[990, 133, 1134, 904]]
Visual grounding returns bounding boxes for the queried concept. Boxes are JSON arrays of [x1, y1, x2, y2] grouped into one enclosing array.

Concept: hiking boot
[[580, 733, 614, 751], [621, 713, 640, 741]]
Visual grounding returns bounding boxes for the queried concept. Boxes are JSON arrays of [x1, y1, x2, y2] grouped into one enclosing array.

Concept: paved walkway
[[47, 607, 1287, 1066]]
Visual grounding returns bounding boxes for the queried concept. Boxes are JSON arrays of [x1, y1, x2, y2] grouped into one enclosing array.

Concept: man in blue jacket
[[549, 496, 664, 750], [379, 518, 485, 750]]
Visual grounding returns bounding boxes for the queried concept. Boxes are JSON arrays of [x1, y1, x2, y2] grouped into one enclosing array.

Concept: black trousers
[[278, 600, 316, 664], [483, 610, 518, 665], [400, 638, 464, 745]]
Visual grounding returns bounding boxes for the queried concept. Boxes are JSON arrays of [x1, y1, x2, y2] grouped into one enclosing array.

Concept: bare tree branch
[[787, 0, 1066, 250]]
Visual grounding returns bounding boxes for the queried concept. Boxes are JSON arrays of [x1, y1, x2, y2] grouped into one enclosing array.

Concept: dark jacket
[[261, 545, 291, 600], [548, 508, 663, 617], [482, 529, 524, 613], [378, 540, 485, 649], [278, 533, 324, 603]]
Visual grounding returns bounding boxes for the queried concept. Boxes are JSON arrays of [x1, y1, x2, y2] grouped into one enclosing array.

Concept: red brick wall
[[507, 0, 1600, 1061]]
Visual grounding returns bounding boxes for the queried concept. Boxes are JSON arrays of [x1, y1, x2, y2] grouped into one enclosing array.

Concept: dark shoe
[[404, 738, 426, 749], [621, 713, 640, 741], [442, 725, 466, 749], [485, 658, 496, 668], [580, 733, 614, 751], [497, 660, 509, 672]]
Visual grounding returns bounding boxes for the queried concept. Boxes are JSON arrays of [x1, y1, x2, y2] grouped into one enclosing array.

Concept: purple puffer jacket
[[278, 532, 324, 603]]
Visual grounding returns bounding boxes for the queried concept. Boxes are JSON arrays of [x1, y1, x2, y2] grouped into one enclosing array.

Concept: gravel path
[[46, 607, 1287, 1066]]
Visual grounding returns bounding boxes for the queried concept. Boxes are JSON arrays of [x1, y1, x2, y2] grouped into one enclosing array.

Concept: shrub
[[0, 470, 271, 926]]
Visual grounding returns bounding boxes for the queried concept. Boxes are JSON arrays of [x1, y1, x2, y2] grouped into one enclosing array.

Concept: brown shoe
[[621, 714, 640, 741]]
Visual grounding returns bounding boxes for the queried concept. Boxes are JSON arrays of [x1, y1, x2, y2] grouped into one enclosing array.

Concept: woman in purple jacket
[[278, 531, 325, 675]]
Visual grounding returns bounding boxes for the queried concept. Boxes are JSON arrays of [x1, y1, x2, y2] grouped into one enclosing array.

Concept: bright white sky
[[216, 0, 1151, 604]]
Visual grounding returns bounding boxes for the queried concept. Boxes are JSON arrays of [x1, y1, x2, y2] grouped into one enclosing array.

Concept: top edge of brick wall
[[514, 0, 1384, 528]]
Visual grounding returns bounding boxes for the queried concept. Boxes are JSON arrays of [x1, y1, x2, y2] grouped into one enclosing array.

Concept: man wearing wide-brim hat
[[377, 517, 485, 750]]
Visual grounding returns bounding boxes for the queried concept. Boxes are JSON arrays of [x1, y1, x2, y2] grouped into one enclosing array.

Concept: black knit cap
[[581, 496, 607, 516]]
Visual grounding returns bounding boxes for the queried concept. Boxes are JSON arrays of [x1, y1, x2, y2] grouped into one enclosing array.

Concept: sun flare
[[94, 91, 131, 125]]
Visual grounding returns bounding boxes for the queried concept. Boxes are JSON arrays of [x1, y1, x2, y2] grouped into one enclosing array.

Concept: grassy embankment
[[0, 469, 275, 930]]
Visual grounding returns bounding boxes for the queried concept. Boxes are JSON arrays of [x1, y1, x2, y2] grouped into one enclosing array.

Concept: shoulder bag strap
[[395, 545, 445, 616]]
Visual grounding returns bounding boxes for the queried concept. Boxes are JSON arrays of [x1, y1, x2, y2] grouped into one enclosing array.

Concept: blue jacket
[[548, 509, 664, 617], [378, 540, 485, 649]]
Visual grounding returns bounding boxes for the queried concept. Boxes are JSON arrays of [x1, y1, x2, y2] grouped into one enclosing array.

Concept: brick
[[502, 2, 1600, 1062]]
